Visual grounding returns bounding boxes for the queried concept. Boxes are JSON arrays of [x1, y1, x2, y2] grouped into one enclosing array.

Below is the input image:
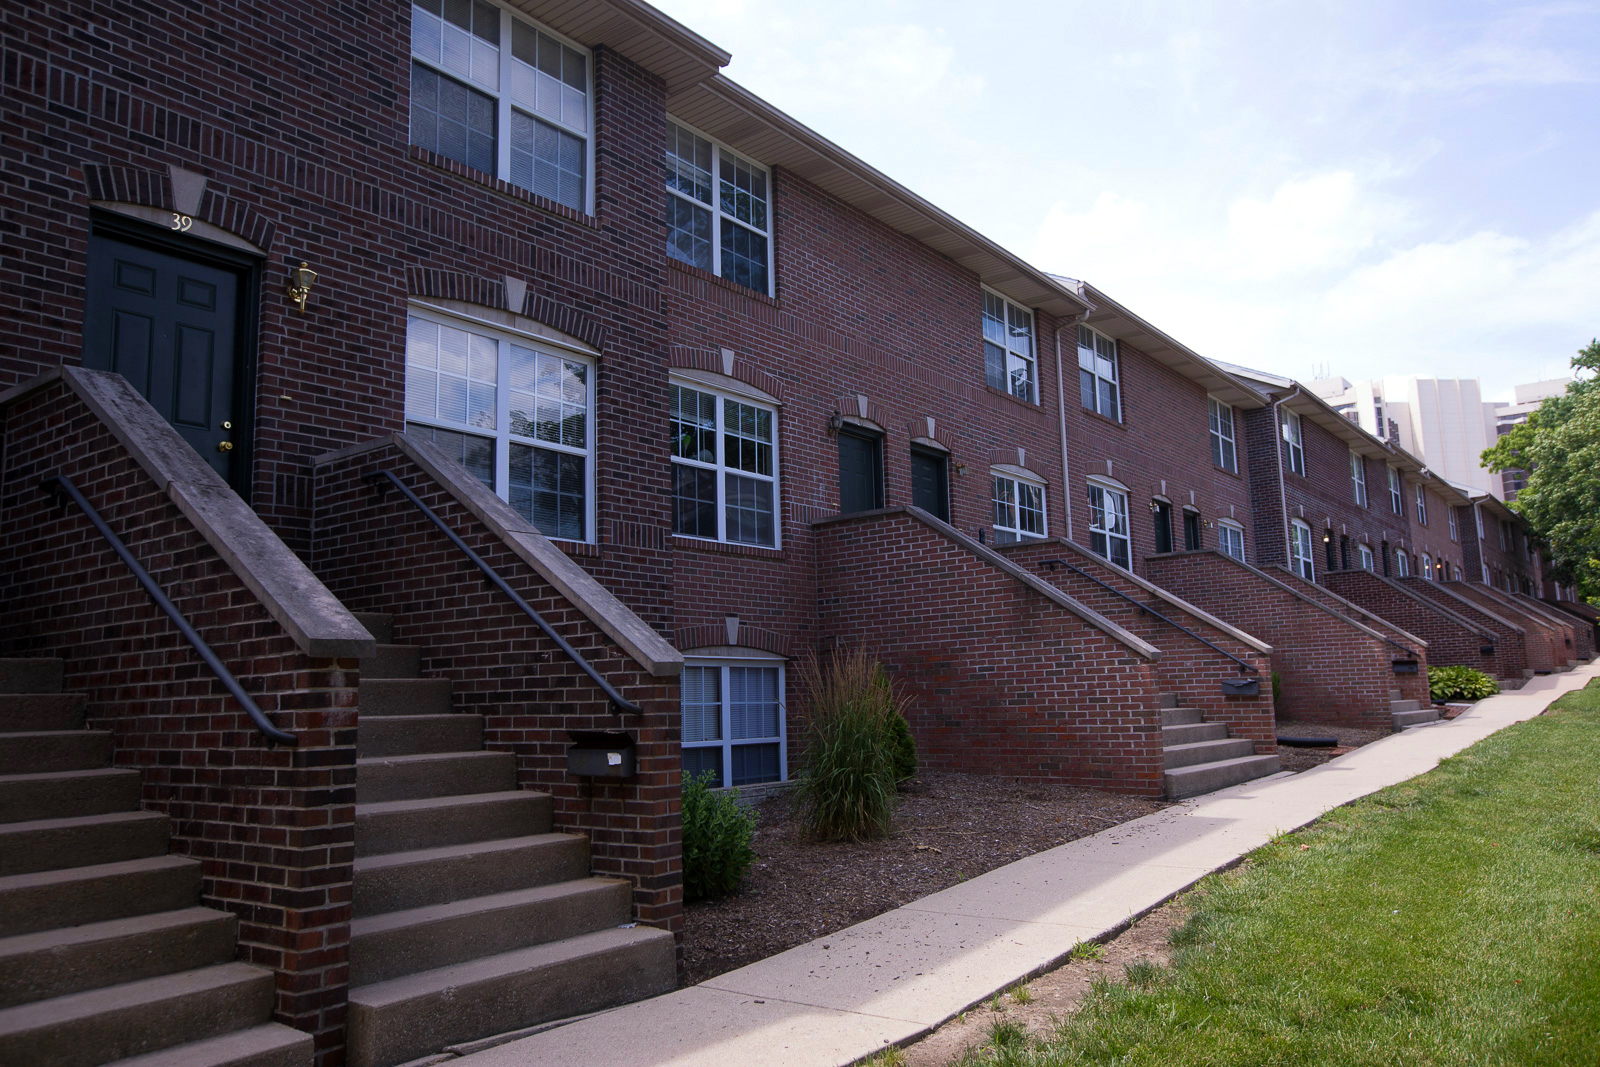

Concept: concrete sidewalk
[[455, 664, 1599, 1067]]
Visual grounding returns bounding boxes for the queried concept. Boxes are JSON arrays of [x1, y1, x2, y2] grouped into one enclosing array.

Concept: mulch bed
[[1273, 718, 1390, 773], [679, 772, 1166, 986]]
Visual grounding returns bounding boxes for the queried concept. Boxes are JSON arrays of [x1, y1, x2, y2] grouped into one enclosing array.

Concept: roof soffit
[[505, 0, 728, 92]]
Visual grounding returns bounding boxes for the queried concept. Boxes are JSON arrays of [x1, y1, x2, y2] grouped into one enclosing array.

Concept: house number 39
[[170, 213, 194, 232]]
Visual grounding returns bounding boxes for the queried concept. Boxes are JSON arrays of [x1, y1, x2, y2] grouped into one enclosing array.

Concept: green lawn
[[972, 680, 1600, 1067]]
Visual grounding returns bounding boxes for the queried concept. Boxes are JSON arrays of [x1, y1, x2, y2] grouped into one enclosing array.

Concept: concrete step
[[1156, 693, 1181, 710], [1163, 737, 1256, 770], [357, 715, 484, 759], [345, 925, 677, 1067], [1161, 721, 1227, 746], [350, 877, 633, 986], [0, 693, 87, 732], [0, 855, 201, 938], [358, 678, 452, 717], [1159, 706, 1204, 728], [0, 961, 273, 1067], [355, 750, 518, 805], [0, 730, 113, 775], [1392, 707, 1442, 729], [0, 767, 143, 823], [356, 790, 554, 858], [1165, 754, 1282, 800], [0, 906, 236, 1009], [0, 658, 65, 694], [103, 1023, 313, 1067], [0, 809, 171, 878], [360, 644, 422, 680], [1389, 688, 1402, 700], [1389, 699, 1421, 713], [354, 833, 589, 917], [351, 613, 394, 644]]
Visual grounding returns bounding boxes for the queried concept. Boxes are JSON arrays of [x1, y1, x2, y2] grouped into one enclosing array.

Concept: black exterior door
[[838, 429, 883, 514], [1183, 510, 1203, 551], [1153, 500, 1173, 554], [83, 227, 251, 493], [909, 447, 949, 522]]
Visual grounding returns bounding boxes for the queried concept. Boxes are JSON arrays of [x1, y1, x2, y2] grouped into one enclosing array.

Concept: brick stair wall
[[1146, 550, 1425, 729], [1323, 569, 1518, 682], [813, 508, 1165, 796], [1429, 582, 1566, 673], [1000, 538, 1275, 754]]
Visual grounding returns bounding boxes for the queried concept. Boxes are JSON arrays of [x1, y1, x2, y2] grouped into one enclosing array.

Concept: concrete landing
[[453, 663, 1600, 1067]]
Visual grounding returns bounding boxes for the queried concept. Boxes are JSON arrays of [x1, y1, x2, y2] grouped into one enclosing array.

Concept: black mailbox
[[567, 731, 636, 778], [1221, 677, 1260, 697], [1391, 659, 1419, 674], [1480, 645, 1496, 655]]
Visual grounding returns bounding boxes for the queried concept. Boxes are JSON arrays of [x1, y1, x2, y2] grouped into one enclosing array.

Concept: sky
[[651, 0, 1600, 402]]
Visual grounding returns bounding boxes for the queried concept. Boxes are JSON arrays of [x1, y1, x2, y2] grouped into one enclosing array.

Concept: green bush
[[795, 648, 910, 841], [1429, 665, 1500, 703], [681, 771, 755, 901]]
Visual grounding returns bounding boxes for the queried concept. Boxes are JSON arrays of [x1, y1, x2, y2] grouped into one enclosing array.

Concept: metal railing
[[41, 474, 298, 747], [365, 469, 641, 715], [1042, 557, 1259, 674]]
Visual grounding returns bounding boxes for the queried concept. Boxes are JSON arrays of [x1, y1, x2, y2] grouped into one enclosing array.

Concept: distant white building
[[1311, 376, 1501, 498]]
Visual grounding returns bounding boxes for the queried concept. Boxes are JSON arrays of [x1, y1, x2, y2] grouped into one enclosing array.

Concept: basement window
[[993, 470, 1047, 543], [1218, 520, 1246, 561], [681, 659, 786, 788], [1358, 542, 1374, 571]]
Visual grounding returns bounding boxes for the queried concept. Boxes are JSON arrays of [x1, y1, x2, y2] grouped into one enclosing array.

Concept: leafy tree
[[1482, 339, 1600, 599]]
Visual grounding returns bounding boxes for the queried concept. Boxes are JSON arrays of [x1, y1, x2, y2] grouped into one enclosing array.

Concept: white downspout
[[1056, 327, 1075, 541]]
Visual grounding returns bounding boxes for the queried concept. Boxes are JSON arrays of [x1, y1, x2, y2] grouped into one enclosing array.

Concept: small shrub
[[795, 648, 910, 841], [681, 771, 755, 901], [1271, 670, 1282, 705], [884, 702, 918, 783], [1428, 665, 1500, 703]]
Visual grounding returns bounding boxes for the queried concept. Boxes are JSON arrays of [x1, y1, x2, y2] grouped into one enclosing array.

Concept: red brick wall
[[1267, 564, 1428, 669], [0, 379, 358, 1060], [1498, 589, 1588, 662], [999, 539, 1275, 750], [1063, 345, 1257, 569], [310, 440, 682, 931], [813, 509, 1164, 796], [0, 4, 676, 634], [1322, 569, 1513, 680], [1524, 594, 1594, 660], [1442, 583, 1571, 671], [1411, 483, 1466, 580], [1461, 506, 1539, 594], [1398, 578, 1533, 679], [1147, 550, 1420, 729], [1545, 600, 1600, 652]]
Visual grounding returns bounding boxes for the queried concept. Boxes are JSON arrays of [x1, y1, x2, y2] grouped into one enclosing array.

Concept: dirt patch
[[679, 772, 1166, 986], [899, 896, 1190, 1066], [1273, 719, 1389, 773]]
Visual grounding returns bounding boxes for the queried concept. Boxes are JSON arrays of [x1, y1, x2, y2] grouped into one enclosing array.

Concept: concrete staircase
[[0, 657, 313, 1067], [345, 613, 676, 1067], [1389, 689, 1440, 730], [1159, 694, 1280, 800]]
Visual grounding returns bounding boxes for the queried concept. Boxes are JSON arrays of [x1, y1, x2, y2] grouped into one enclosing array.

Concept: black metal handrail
[[365, 469, 641, 715], [1276, 565, 1417, 659], [1043, 557, 1259, 674], [40, 474, 298, 747]]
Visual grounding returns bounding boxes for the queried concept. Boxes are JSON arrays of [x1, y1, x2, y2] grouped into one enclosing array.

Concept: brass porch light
[[286, 261, 318, 314]]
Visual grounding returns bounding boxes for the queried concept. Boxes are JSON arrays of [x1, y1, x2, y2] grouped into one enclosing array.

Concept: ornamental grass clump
[[1429, 664, 1500, 703], [681, 770, 756, 901], [795, 648, 915, 841]]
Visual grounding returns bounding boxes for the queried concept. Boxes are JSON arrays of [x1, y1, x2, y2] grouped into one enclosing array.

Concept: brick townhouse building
[[0, 1, 1578, 1066]]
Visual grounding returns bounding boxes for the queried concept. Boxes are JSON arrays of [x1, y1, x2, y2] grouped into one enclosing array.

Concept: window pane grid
[[665, 121, 770, 294], [983, 292, 1035, 402], [1209, 398, 1236, 473], [671, 384, 778, 548], [682, 664, 784, 789], [1088, 484, 1131, 569], [1219, 523, 1245, 561], [411, 2, 589, 208], [992, 474, 1046, 544], [1077, 325, 1119, 419]]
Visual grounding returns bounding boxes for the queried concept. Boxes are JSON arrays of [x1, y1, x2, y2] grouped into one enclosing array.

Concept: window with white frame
[[1283, 410, 1305, 476], [670, 382, 778, 547], [1421, 552, 1433, 580], [1087, 481, 1132, 569], [1209, 398, 1237, 473], [1499, 519, 1511, 550], [1218, 520, 1246, 561], [983, 290, 1037, 403], [1350, 451, 1367, 507], [992, 471, 1047, 543], [680, 659, 785, 788], [1358, 542, 1374, 571], [1415, 484, 1428, 524], [1482, 562, 1491, 584], [1289, 519, 1314, 580], [1448, 508, 1458, 542], [665, 120, 771, 294], [410, 0, 591, 211], [1388, 466, 1403, 513], [406, 311, 592, 540], [1077, 324, 1120, 419], [1396, 549, 1410, 577]]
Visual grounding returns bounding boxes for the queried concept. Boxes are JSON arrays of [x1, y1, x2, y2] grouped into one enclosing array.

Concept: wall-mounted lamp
[[1323, 532, 1332, 543], [954, 461, 968, 476], [1147, 500, 1162, 514], [826, 410, 843, 436], [286, 261, 318, 314]]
